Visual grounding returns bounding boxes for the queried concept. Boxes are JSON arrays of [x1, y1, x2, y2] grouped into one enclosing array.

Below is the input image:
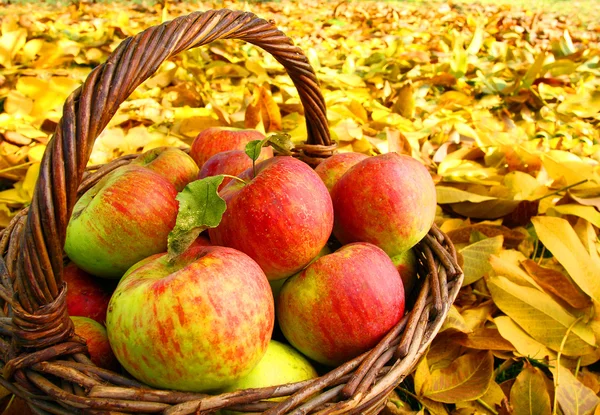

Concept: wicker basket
[[0, 9, 463, 415]]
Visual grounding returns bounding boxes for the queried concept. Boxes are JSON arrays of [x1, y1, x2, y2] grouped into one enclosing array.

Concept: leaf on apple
[[245, 133, 294, 161], [245, 139, 266, 164], [245, 133, 295, 176], [167, 176, 226, 261]]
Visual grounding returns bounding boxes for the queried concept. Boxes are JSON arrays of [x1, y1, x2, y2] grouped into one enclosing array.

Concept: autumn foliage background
[[1, 0, 600, 413]]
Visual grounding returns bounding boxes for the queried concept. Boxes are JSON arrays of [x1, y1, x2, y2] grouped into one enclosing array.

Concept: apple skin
[[63, 262, 113, 324], [391, 249, 419, 298], [190, 127, 270, 168], [199, 149, 271, 191], [314, 152, 369, 193], [331, 153, 436, 257], [277, 242, 405, 366], [64, 164, 179, 279], [221, 340, 318, 404], [270, 244, 332, 307], [71, 316, 120, 371], [132, 147, 199, 191], [209, 156, 334, 280], [106, 240, 274, 392]]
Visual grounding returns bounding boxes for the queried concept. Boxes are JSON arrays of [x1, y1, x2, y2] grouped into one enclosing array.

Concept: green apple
[[221, 340, 317, 400]]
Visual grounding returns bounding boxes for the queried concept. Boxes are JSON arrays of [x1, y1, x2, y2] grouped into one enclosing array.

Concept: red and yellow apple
[[106, 240, 274, 392], [132, 147, 199, 191], [331, 153, 436, 257], [199, 149, 270, 191], [64, 263, 113, 324], [209, 156, 334, 280], [64, 164, 179, 279], [314, 152, 369, 193], [277, 242, 405, 366], [71, 316, 119, 371], [190, 127, 269, 168]]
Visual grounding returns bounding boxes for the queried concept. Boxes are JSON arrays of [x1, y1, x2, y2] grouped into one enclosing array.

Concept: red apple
[[199, 149, 271, 191], [64, 164, 179, 278], [391, 249, 419, 297], [331, 153, 436, 257], [190, 127, 270, 168], [106, 240, 274, 392], [277, 242, 405, 366], [132, 147, 199, 191], [71, 316, 119, 371], [209, 156, 334, 280], [314, 152, 369, 193], [64, 263, 113, 324]]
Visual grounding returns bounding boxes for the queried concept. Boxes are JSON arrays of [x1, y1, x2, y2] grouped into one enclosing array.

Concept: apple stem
[[222, 174, 248, 186]]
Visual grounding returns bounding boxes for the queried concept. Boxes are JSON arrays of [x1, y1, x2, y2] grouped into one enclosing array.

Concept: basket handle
[[8, 9, 331, 347]]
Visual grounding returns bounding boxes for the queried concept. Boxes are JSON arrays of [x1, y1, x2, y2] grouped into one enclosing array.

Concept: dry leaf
[[532, 216, 600, 304], [495, 316, 555, 361], [460, 236, 504, 285], [245, 86, 282, 133], [455, 381, 506, 415], [447, 225, 526, 249], [520, 259, 591, 309], [453, 328, 515, 351], [423, 351, 494, 403], [510, 362, 552, 415], [488, 276, 596, 356], [553, 364, 600, 415]]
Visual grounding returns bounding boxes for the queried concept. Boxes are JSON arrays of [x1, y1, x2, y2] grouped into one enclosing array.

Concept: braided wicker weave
[[0, 9, 463, 415]]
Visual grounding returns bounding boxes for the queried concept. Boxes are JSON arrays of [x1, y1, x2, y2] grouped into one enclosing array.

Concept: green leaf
[[245, 139, 266, 163], [167, 176, 227, 261], [266, 132, 294, 156]]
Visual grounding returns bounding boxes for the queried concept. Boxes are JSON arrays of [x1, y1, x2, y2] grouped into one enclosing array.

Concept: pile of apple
[[62, 127, 436, 394]]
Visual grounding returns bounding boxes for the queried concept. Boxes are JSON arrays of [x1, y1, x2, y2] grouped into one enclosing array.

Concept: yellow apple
[[221, 340, 317, 403]]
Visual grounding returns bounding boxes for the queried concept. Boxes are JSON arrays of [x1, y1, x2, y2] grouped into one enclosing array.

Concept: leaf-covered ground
[[1, 0, 600, 413]]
